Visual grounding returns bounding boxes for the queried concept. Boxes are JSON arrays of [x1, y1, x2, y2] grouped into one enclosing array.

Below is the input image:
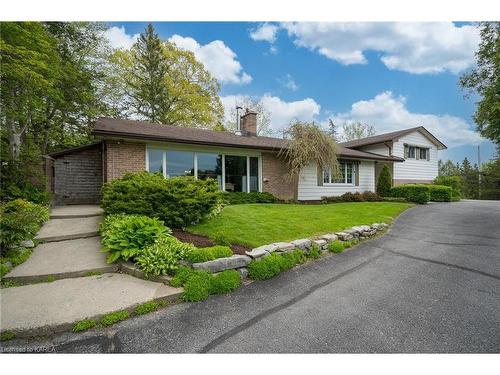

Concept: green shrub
[[182, 272, 212, 302], [223, 192, 278, 205], [100, 310, 130, 327], [377, 164, 392, 197], [434, 176, 462, 201], [135, 236, 195, 277], [185, 245, 232, 263], [0, 331, 16, 341], [72, 319, 97, 332], [0, 199, 49, 250], [100, 214, 169, 263], [321, 191, 381, 203], [362, 191, 382, 202], [390, 184, 430, 204], [429, 185, 452, 202], [0, 263, 11, 278], [328, 240, 345, 253], [134, 301, 166, 315], [170, 266, 198, 287], [307, 244, 322, 259], [1, 183, 51, 206], [101, 172, 222, 228], [247, 250, 305, 280], [209, 270, 241, 295]]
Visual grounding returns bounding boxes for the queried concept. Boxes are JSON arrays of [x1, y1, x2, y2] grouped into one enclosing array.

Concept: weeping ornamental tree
[[279, 120, 339, 181]]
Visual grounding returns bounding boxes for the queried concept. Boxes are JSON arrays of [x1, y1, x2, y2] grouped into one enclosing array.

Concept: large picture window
[[146, 148, 260, 193], [197, 153, 222, 189], [166, 151, 194, 177], [323, 162, 354, 185]]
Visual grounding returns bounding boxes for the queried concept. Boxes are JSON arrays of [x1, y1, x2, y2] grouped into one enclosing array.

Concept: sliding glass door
[[224, 155, 247, 192]]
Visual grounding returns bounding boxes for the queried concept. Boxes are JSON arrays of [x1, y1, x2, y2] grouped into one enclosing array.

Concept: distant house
[[45, 113, 446, 205]]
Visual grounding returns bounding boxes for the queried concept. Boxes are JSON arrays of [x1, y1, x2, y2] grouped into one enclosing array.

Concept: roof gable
[[340, 126, 447, 150]]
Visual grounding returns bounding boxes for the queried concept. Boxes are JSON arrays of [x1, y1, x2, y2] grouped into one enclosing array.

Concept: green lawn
[[188, 202, 412, 248]]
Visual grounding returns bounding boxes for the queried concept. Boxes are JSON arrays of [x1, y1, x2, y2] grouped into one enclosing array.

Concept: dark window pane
[[346, 163, 353, 184], [249, 157, 259, 192], [333, 162, 346, 183], [148, 149, 163, 174], [225, 155, 247, 192], [197, 153, 222, 189], [166, 151, 194, 177]]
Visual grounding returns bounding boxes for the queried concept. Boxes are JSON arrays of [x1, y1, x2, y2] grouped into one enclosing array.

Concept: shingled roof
[[92, 117, 404, 162], [340, 126, 447, 150]]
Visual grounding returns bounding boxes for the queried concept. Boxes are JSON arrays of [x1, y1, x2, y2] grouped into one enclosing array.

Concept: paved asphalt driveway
[[2, 200, 499, 353]]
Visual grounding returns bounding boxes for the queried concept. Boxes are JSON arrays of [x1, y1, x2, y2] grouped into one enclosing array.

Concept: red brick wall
[[104, 141, 146, 182], [261, 151, 297, 201]]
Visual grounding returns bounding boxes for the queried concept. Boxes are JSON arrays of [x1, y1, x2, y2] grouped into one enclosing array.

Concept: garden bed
[[172, 229, 250, 255]]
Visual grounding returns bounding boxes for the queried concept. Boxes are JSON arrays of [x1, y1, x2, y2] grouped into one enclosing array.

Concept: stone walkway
[[1, 205, 182, 337]]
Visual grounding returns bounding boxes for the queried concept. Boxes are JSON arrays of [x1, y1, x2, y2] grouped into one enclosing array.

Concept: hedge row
[[390, 184, 452, 204], [223, 192, 278, 205]]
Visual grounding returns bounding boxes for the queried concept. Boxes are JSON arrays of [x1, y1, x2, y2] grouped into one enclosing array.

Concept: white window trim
[[323, 162, 355, 186], [404, 143, 431, 162], [145, 145, 262, 193]]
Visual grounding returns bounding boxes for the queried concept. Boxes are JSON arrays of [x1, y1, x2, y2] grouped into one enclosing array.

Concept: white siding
[[393, 131, 438, 180], [297, 161, 375, 200], [358, 143, 390, 156]]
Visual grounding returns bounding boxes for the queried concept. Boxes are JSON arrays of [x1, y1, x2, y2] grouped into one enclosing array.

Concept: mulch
[[172, 229, 250, 255]]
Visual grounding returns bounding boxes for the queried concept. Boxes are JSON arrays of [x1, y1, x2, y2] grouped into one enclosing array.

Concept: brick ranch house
[[45, 114, 446, 205]]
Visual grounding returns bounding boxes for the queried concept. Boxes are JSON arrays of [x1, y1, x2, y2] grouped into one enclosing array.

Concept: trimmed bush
[[100, 214, 169, 263], [429, 185, 452, 202], [390, 184, 430, 204], [223, 192, 278, 205], [182, 272, 212, 302], [209, 270, 241, 295], [376, 164, 392, 197], [101, 172, 222, 228], [185, 245, 233, 263], [135, 236, 195, 277], [434, 176, 462, 201], [100, 310, 130, 327], [321, 191, 381, 203], [247, 250, 306, 280], [170, 266, 198, 287], [0, 199, 49, 250], [328, 240, 345, 253], [382, 197, 408, 203]]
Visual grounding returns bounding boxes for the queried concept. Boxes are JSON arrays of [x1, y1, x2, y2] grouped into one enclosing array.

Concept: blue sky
[[105, 21, 496, 164]]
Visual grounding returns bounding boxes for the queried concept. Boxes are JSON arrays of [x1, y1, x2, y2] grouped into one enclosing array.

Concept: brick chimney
[[240, 110, 257, 136]]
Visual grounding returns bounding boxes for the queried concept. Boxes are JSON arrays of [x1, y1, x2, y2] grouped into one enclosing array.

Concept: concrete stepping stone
[[35, 216, 101, 242], [4, 237, 116, 283], [50, 205, 103, 219], [0, 273, 182, 336]]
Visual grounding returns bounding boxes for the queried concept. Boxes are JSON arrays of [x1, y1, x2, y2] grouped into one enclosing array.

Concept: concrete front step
[[50, 205, 104, 219], [4, 237, 116, 284], [0, 273, 183, 337], [35, 216, 101, 242]]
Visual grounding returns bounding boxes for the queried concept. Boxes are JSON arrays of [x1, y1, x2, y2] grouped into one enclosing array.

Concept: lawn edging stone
[[192, 254, 252, 273]]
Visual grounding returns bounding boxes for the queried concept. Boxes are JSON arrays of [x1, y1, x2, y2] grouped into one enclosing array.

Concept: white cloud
[[168, 34, 252, 85], [278, 74, 299, 91], [281, 22, 480, 74], [249, 23, 279, 43], [330, 91, 483, 148], [221, 94, 321, 132], [104, 26, 139, 50]]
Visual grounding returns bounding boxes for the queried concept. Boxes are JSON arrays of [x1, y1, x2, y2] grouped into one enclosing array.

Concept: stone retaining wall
[[190, 222, 389, 276]]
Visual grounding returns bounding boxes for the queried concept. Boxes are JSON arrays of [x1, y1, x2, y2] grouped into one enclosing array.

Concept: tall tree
[[224, 97, 272, 136], [438, 159, 461, 177], [327, 119, 339, 142], [460, 22, 500, 148], [341, 121, 376, 142], [113, 24, 223, 128], [128, 24, 169, 123], [460, 157, 480, 199]]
